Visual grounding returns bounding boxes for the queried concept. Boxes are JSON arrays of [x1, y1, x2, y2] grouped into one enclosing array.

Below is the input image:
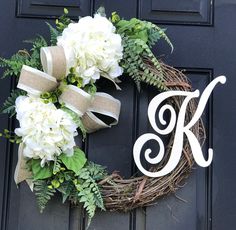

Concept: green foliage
[[24, 36, 47, 70], [61, 107, 87, 139], [56, 8, 72, 33], [83, 82, 97, 95], [0, 128, 22, 143], [33, 159, 107, 225], [0, 36, 47, 79], [29, 159, 53, 180], [146, 22, 173, 50], [74, 162, 107, 225], [49, 163, 70, 190], [111, 12, 120, 24], [115, 17, 173, 51], [57, 180, 76, 203], [34, 180, 56, 212], [85, 162, 107, 181], [66, 67, 84, 87], [0, 89, 26, 117], [121, 36, 166, 90], [0, 51, 30, 78], [46, 22, 60, 46], [22, 156, 106, 226], [40, 88, 62, 104], [52, 158, 63, 175], [65, 67, 97, 95], [59, 148, 87, 175], [50, 168, 78, 203], [113, 15, 173, 91]]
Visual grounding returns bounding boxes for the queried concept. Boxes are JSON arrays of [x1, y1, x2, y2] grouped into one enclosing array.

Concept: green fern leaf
[[34, 180, 56, 213], [0, 52, 30, 78], [74, 163, 107, 225], [46, 22, 60, 46], [148, 22, 173, 52], [86, 162, 107, 181], [24, 35, 47, 48], [25, 36, 47, 70], [0, 89, 26, 117]]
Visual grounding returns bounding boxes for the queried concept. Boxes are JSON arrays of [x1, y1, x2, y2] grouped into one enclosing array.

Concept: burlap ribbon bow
[[14, 45, 121, 186]]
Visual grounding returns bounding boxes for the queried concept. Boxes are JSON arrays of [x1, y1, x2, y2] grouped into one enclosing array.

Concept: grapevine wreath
[[0, 8, 205, 224]]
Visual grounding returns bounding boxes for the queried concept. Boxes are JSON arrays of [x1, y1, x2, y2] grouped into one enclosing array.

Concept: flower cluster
[[57, 14, 123, 86], [15, 96, 78, 166]]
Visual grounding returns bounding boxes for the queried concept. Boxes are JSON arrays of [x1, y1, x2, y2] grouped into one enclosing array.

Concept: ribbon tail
[[26, 179, 34, 191], [14, 144, 33, 190], [102, 74, 122, 90]]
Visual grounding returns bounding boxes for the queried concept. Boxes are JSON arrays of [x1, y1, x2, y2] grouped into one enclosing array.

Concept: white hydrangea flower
[[15, 96, 78, 166], [57, 14, 123, 86]]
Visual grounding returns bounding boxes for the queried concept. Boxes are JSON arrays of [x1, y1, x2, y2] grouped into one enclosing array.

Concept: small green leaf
[[111, 12, 120, 23], [64, 8, 69, 14], [51, 179, 60, 188], [59, 148, 87, 174], [34, 180, 55, 212], [31, 159, 53, 180]]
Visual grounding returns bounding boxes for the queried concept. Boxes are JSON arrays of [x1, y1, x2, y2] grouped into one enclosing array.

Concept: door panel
[[140, 0, 213, 25], [17, 0, 90, 19], [0, 1, 235, 230]]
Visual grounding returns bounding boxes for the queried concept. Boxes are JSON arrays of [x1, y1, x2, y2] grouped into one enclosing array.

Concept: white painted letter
[[133, 76, 226, 177]]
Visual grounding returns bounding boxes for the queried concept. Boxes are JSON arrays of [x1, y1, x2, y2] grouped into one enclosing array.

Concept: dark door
[[0, 1, 235, 230]]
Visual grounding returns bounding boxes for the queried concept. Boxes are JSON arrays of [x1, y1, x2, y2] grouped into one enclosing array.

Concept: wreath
[[0, 8, 204, 225]]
